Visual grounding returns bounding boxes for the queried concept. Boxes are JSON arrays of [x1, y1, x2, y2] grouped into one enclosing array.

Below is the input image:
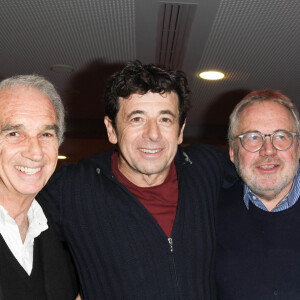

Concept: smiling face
[[0, 86, 59, 204], [230, 101, 300, 205], [104, 91, 185, 187]]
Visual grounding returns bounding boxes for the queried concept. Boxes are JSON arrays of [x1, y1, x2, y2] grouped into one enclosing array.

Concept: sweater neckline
[[248, 194, 300, 218]]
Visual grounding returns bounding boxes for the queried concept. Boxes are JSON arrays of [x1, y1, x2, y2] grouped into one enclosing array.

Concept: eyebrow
[[127, 110, 144, 119], [160, 110, 176, 118], [46, 124, 59, 137], [127, 110, 176, 119], [1, 124, 23, 132], [241, 129, 292, 135], [1, 123, 59, 136], [239, 130, 261, 134]]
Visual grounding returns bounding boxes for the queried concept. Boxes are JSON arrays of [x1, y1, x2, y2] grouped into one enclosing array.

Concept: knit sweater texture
[[0, 235, 47, 300], [0, 203, 78, 300], [216, 178, 300, 300], [38, 144, 227, 300]]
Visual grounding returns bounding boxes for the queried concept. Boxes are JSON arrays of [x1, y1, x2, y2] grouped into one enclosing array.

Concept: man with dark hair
[[216, 89, 300, 299], [39, 60, 228, 299], [0, 75, 79, 299]]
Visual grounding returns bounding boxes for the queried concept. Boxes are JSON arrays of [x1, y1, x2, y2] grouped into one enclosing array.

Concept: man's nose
[[22, 137, 44, 161], [259, 136, 277, 155], [143, 119, 161, 141]]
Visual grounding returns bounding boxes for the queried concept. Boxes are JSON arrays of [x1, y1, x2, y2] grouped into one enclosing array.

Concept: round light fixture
[[50, 64, 74, 73], [199, 71, 224, 80]]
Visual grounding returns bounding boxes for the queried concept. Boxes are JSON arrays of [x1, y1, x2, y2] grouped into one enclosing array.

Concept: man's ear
[[177, 120, 186, 145], [104, 116, 118, 144], [229, 146, 235, 163]]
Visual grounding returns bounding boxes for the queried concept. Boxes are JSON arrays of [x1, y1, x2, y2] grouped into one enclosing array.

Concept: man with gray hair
[[0, 75, 79, 299], [216, 89, 300, 299]]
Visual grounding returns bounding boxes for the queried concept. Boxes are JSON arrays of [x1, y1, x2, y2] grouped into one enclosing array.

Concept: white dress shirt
[[0, 199, 48, 275]]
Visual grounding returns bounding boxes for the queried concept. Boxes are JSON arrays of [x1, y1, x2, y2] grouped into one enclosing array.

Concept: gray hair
[[228, 89, 300, 148], [0, 75, 65, 145]]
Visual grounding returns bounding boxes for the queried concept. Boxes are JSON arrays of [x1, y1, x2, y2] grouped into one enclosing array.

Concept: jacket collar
[[89, 145, 191, 177]]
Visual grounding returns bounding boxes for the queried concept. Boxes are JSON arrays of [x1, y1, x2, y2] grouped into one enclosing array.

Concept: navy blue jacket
[[216, 178, 300, 300], [38, 144, 227, 299]]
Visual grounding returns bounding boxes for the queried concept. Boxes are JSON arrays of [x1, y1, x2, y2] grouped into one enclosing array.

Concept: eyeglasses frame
[[234, 130, 299, 153]]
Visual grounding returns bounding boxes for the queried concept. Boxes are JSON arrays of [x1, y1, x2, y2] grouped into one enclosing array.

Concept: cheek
[[118, 126, 141, 145], [0, 145, 20, 162], [282, 152, 298, 164], [43, 144, 58, 161], [237, 151, 255, 168], [163, 126, 180, 141]]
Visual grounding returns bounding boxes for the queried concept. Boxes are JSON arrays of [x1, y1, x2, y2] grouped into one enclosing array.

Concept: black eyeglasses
[[235, 130, 299, 152]]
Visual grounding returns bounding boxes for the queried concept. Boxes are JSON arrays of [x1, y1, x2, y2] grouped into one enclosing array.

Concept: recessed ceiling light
[[199, 71, 224, 80], [50, 64, 74, 73], [58, 155, 67, 159]]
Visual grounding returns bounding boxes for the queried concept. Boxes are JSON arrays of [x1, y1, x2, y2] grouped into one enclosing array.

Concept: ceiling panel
[[1, 0, 300, 161]]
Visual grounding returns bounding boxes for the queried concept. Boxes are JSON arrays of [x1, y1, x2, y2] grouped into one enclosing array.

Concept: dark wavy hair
[[104, 60, 191, 130]]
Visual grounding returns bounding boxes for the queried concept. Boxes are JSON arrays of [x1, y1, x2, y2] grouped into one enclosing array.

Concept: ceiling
[[1, 0, 300, 164]]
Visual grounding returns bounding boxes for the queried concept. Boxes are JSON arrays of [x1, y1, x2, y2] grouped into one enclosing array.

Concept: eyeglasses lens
[[242, 131, 294, 152]]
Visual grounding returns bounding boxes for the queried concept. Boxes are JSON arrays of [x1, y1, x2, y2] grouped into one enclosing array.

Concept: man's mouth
[[139, 148, 161, 154], [259, 164, 277, 169], [15, 166, 41, 175]]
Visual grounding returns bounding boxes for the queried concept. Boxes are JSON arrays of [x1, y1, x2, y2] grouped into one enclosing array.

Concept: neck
[[0, 196, 33, 219], [259, 185, 293, 212], [0, 191, 34, 243], [117, 158, 171, 188], [14, 212, 30, 243], [124, 170, 168, 187]]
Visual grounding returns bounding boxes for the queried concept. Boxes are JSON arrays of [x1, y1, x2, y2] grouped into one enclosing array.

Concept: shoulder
[[179, 143, 238, 187], [182, 142, 228, 163], [51, 148, 115, 181], [218, 178, 244, 212], [183, 142, 226, 155], [181, 142, 230, 171]]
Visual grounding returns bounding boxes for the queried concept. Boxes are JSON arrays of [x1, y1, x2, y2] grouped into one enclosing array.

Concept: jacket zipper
[[168, 237, 181, 299]]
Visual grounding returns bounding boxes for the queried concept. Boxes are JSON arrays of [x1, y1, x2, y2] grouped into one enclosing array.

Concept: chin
[[19, 185, 43, 196]]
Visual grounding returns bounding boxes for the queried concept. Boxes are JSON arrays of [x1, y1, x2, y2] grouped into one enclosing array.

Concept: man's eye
[[8, 132, 19, 137], [42, 132, 53, 137], [162, 118, 171, 123], [5, 131, 23, 143], [248, 134, 259, 140], [131, 117, 142, 122]]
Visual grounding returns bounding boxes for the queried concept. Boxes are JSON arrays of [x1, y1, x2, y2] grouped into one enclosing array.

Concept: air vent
[[156, 2, 197, 69]]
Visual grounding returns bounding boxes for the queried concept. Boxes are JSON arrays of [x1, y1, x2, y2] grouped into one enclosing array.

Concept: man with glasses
[[216, 89, 300, 299]]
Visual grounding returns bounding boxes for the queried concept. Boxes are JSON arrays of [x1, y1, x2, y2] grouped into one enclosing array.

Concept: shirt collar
[[27, 199, 48, 238], [243, 167, 300, 212], [0, 199, 48, 237], [0, 205, 10, 228]]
